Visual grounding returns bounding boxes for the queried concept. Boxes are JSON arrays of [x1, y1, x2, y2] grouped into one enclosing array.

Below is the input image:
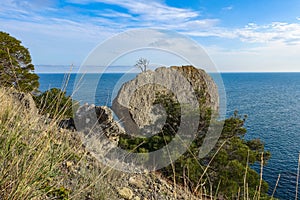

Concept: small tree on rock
[[135, 58, 149, 72], [0, 31, 39, 93]]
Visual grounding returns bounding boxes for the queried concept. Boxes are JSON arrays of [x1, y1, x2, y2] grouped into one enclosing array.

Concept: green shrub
[[34, 88, 78, 119]]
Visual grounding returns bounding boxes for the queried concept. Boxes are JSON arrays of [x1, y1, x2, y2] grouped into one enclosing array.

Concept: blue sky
[[1, 0, 300, 72]]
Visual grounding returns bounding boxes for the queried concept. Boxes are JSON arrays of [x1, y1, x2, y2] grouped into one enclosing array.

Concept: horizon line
[[36, 71, 300, 74]]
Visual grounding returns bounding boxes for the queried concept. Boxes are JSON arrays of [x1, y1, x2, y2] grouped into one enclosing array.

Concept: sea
[[38, 73, 300, 199]]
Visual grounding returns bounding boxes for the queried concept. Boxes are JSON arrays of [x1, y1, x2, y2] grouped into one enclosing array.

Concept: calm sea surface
[[38, 73, 300, 199]]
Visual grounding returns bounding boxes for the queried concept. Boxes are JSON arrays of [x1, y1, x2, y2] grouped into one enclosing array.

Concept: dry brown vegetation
[[0, 87, 118, 199]]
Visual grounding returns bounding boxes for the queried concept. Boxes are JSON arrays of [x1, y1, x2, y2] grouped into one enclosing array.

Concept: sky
[[1, 0, 300, 72]]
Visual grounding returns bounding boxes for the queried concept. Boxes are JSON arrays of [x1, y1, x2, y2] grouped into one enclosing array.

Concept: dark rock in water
[[112, 65, 219, 136]]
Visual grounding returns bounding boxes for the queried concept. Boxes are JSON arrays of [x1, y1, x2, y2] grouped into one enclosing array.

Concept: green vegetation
[[119, 93, 271, 199], [33, 88, 78, 119], [0, 31, 39, 93]]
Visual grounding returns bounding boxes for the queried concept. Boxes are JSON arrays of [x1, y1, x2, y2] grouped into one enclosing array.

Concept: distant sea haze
[[39, 72, 300, 199], [35, 65, 148, 74]]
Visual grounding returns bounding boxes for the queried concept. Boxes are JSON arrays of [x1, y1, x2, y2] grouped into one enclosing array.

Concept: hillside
[[0, 87, 204, 199]]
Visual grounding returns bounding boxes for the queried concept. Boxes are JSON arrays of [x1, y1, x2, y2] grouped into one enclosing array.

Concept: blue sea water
[[38, 73, 300, 199]]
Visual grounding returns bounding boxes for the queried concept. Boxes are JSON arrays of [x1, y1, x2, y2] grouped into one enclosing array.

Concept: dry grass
[[0, 87, 117, 200]]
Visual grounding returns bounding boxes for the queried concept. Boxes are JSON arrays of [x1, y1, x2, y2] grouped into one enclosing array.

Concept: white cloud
[[96, 9, 134, 18], [1, 0, 55, 13], [206, 41, 300, 72], [222, 6, 233, 11], [182, 28, 236, 38], [235, 22, 300, 44], [180, 21, 300, 46], [171, 19, 220, 30], [0, 17, 118, 65], [67, 0, 200, 23]]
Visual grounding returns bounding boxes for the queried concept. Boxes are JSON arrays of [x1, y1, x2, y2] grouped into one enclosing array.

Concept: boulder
[[112, 66, 219, 136]]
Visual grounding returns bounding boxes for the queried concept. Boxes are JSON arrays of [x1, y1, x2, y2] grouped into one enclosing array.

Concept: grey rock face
[[112, 66, 219, 136], [169, 66, 219, 112], [74, 104, 125, 142]]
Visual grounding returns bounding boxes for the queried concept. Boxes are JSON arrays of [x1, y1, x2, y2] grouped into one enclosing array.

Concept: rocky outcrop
[[112, 65, 219, 135], [74, 103, 125, 142]]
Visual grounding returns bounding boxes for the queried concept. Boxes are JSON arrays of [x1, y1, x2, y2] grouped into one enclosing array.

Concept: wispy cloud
[[236, 22, 300, 44], [67, 0, 200, 22], [3, 0, 300, 46], [182, 21, 300, 46], [206, 41, 300, 72], [222, 6, 233, 11], [97, 9, 134, 18], [1, 0, 300, 69]]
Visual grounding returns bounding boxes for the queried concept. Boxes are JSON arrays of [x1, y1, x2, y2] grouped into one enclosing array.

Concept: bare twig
[[135, 58, 149, 72]]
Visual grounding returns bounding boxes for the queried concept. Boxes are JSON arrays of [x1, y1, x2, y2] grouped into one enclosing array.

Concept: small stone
[[117, 187, 134, 200], [133, 197, 140, 200], [66, 161, 73, 168], [129, 177, 144, 189]]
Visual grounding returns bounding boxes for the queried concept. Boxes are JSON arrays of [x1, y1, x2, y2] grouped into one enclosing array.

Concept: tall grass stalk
[[271, 174, 281, 199], [296, 153, 300, 200]]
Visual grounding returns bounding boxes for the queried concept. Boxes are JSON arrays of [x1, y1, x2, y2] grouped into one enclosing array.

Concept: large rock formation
[[112, 65, 219, 136]]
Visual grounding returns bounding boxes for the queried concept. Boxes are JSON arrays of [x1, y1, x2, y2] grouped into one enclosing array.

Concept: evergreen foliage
[[0, 31, 39, 93], [118, 93, 271, 198], [34, 88, 77, 119]]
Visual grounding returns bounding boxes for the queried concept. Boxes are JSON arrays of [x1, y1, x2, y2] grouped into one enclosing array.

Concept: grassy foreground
[[0, 87, 118, 199]]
